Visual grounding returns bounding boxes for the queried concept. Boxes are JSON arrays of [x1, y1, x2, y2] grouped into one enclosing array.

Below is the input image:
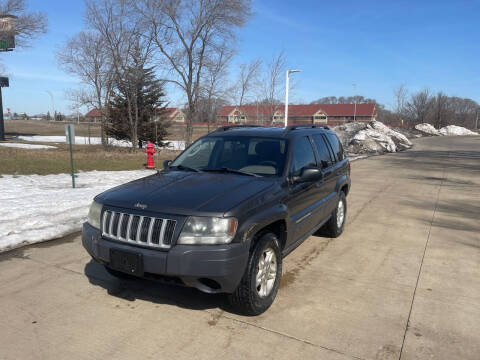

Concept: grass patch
[[5, 120, 102, 137], [5, 120, 212, 141], [0, 143, 180, 175]]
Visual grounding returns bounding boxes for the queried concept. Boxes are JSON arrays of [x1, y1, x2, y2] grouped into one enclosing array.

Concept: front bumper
[[82, 222, 249, 293]]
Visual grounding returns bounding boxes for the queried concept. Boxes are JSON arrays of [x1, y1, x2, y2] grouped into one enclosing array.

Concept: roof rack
[[213, 125, 266, 132], [284, 124, 330, 132]]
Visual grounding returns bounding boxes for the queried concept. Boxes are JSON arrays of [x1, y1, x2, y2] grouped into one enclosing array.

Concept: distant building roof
[[218, 104, 377, 117], [85, 109, 102, 117]]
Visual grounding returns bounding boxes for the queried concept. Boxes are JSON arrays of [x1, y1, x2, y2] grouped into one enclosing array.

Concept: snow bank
[[17, 135, 186, 150], [439, 125, 477, 136], [0, 143, 57, 149], [414, 123, 477, 137], [415, 123, 440, 136], [334, 121, 412, 155], [0, 170, 156, 252]]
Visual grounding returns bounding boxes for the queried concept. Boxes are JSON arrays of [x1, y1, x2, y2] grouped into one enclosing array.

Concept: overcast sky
[[2, 0, 479, 115]]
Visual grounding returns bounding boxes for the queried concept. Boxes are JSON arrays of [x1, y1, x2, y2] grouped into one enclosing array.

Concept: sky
[[2, 0, 479, 115]]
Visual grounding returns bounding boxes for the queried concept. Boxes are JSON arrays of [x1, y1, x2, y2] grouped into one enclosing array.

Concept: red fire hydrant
[[145, 141, 156, 169]]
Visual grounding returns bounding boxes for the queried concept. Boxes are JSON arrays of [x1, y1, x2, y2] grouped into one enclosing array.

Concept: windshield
[[171, 136, 288, 177]]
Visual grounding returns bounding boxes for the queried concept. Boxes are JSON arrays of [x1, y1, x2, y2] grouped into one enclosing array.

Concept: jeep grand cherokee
[[82, 125, 350, 315]]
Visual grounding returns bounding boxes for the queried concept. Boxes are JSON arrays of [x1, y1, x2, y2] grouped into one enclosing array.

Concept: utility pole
[[46, 90, 55, 121], [284, 69, 301, 127], [352, 83, 357, 122], [475, 108, 479, 130]]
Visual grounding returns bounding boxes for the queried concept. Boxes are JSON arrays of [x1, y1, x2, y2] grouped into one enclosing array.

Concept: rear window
[[312, 134, 333, 167], [326, 134, 344, 162]]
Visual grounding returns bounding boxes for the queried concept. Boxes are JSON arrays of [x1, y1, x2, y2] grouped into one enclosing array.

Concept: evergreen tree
[[107, 66, 169, 147]]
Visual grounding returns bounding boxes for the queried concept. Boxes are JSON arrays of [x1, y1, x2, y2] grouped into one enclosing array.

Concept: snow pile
[[334, 121, 412, 155], [439, 125, 477, 136], [352, 127, 396, 152], [17, 135, 130, 146], [17, 135, 186, 150], [0, 143, 57, 150], [0, 170, 155, 252], [415, 123, 440, 136], [369, 121, 412, 151]]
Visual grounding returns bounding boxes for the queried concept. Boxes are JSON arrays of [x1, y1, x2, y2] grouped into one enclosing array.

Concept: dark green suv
[[83, 125, 350, 315]]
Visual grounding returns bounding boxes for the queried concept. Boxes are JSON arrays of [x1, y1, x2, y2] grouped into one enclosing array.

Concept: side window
[[312, 134, 333, 167], [291, 136, 317, 176], [326, 134, 344, 162]]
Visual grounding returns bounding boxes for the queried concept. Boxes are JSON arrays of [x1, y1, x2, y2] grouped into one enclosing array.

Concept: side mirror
[[163, 160, 172, 169], [293, 167, 323, 183]]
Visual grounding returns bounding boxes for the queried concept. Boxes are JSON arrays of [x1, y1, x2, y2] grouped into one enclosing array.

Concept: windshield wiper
[[169, 165, 201, 173], [203, 167, 261, 177]]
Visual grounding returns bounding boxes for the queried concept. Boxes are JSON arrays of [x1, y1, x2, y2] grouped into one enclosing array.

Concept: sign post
[[0, 77, 9, 141], [66, 124, 76, 188], [0, 14, 16, 141]]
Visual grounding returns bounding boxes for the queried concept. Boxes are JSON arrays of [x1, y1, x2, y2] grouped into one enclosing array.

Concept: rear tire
[[228, 232, 282, 316], [323, 191, 347, 238]]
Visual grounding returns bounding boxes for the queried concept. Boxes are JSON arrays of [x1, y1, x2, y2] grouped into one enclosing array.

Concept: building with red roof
[[84, 109, 103, 123], [216, 104, 377, 126], [156, 107, 185, 123]]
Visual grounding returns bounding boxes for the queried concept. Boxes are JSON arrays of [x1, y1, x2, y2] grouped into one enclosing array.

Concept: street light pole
[[476, 108, 479, 130], [285, 69, 301, 127], [352, 83, 357, 122], [46, 90, 55, 121]]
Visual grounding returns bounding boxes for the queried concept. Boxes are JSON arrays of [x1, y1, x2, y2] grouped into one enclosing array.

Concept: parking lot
[[1, 135, 478, 360]]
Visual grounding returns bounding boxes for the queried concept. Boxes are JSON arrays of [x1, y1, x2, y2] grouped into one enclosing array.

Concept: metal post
[[284, 69, 301, 127], [67, 125, 75, 188], [353, 83, 357, 122], [46, 90, 54, 121], [284, 71, 289, 127], [476, 109, 478, 130], [0, 87, 4, 141]]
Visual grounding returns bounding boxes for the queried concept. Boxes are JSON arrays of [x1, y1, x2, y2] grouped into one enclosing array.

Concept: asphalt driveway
[[1, 135, 479, 360]]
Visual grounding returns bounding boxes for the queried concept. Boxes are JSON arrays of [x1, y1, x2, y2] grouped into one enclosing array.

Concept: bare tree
[[310, 95, 376, 105], [430, 92, 449, 129], [85, 0, 155, 150], [0, 0, 47, 47], [393, 84, 408, 122], [230, 58, 262, 107], [198, 46, 232, 130], [405, 88, 433, 126], [135, 0, 252, 145], [262, 51, 285, 124], [57, 31, 113, 145]]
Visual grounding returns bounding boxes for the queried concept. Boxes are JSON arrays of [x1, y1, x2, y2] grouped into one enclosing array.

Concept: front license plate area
[[109, 249, 144, 276]]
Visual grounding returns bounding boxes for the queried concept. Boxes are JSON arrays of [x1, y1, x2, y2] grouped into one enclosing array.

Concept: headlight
[[178, 217, 238, 245], [87, 201, 103, 229]]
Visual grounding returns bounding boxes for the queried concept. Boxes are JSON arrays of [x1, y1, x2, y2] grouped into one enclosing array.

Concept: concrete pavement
[[0, 135, 479, 360]]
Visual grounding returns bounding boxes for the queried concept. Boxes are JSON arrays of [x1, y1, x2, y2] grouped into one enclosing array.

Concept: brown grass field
[[1, 120, 191, 175], [0, 143, 180, 175], [0, 119, 220, 175], [4, 120, 211, 141]]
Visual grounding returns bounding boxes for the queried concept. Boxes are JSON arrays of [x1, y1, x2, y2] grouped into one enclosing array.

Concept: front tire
[[228, 232, 282, 316]]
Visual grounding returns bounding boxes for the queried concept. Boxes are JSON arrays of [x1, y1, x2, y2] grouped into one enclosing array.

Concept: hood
[[95, 170, 275, 216]]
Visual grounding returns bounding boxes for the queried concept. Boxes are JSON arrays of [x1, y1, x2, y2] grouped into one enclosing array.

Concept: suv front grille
[[102, 211, 176, 249]]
